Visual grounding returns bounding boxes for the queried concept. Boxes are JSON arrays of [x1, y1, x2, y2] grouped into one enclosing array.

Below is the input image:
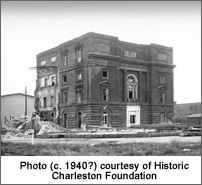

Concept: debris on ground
[[37, 121, 70, 135], [1, 115, 70, 139]]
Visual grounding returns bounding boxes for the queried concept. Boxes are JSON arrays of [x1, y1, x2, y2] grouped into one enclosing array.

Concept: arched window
[[126, 75, 138, 102]]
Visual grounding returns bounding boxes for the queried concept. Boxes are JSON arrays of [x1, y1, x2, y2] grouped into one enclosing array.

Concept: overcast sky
[[1, 1, 201, 104]]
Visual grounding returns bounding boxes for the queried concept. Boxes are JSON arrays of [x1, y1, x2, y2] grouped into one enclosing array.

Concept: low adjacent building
[[1, 93, 35, 125], [187, 113, 201, 125], [174, 102, 201, 122]]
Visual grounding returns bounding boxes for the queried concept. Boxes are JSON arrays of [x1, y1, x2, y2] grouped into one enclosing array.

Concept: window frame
[[124, 50, 136, 58], [43, 97, 47, 108], [40, 60, 46, 66], [75, 48, 82, 63], [51, 76, 56, 86], [76, 88, 82, 103], [50, 95, 54, 107], [160, 75, 166, 85], [102, 69, 109, 79], [50, 56, 57, 62], [62, 52, 68, 67], [130, 115, 136, 124], [160, 91, 165, 103], [62, 90, 68, 103], [158, 53, 167, 60], [103, 112, 108, 125], [62, 75, 67, 84], [102, 88, 109, 101], [76, 70, 82, 82], [44, 78, 48, 87], [99, 44, 110, 53]]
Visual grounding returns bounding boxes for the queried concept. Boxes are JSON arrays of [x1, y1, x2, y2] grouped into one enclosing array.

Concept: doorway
[[63, 113, 67, 128], [103, 112, 108, 127], [77, 112, 82, 129], [126, 106, 140, 127]]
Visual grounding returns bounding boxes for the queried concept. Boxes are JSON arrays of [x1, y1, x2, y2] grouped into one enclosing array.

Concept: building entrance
[[126, 106, 140, 127]]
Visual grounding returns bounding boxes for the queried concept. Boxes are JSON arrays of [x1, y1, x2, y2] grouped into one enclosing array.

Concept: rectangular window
[[41, 60, 46, 66], [44, 78, 48, 87], [51, 76, 56, 86], [103, 88, 109, 101], [129, 89, 133, 99], [102, 69, 108, 78], [43, 97, 47, 107], [76, 89, 82, 103], [63, 75, 67, 83], [160, 92, 165, 103], [51, 56, 57, 62], [99, 44, 110, 53], [62, 53, 68, 67], [76, 48, 82, 63], [160, 76, 166, 85], [158, 54, 167, 60], [124, 50, 136, 58], [40, 78, 45, 87], [51, 96, 54, 107], [77, 71, 82, 81], [62, 90, 68, 103]]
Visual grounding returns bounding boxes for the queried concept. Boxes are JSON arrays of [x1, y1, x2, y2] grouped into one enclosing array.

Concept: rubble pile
[[2, 127, 26, 139], [2, 116, 31, 139], [37, 121, 70, 135], [1, 115, 70, 139]]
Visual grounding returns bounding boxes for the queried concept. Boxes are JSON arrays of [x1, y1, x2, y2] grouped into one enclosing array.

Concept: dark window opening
[[43, 97, 47, 107], [63, 113, 67, 127], [63, 75, 67, 83], [130, 115, 136, 124], [103, 112, 108, 125], [129, 90, 133, 99], [102, 70, 108, 78]]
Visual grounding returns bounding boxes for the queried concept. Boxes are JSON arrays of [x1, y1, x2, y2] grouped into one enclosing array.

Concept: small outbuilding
[[187, 113, 201, 125]]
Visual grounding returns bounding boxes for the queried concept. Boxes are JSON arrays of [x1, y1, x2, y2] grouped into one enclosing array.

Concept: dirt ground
[[2, 136, 201, 145], [2, 137, 201, 156]]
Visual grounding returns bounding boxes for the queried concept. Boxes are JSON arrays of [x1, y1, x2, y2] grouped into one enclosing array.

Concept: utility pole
[[25, 86, 27, 116]]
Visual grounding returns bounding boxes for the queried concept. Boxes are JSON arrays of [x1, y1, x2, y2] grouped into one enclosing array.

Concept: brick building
[[34, 32, 175, 128]]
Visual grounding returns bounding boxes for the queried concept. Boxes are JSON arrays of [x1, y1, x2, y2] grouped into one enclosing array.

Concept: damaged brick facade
[[35, 32, 175, 128]]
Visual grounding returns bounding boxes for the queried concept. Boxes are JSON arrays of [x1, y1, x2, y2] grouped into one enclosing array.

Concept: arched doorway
[[77, 112, 82, 129], [62, 112, 68, 128], [103, 112, 108, 127], [160, 112, 166, 123]]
